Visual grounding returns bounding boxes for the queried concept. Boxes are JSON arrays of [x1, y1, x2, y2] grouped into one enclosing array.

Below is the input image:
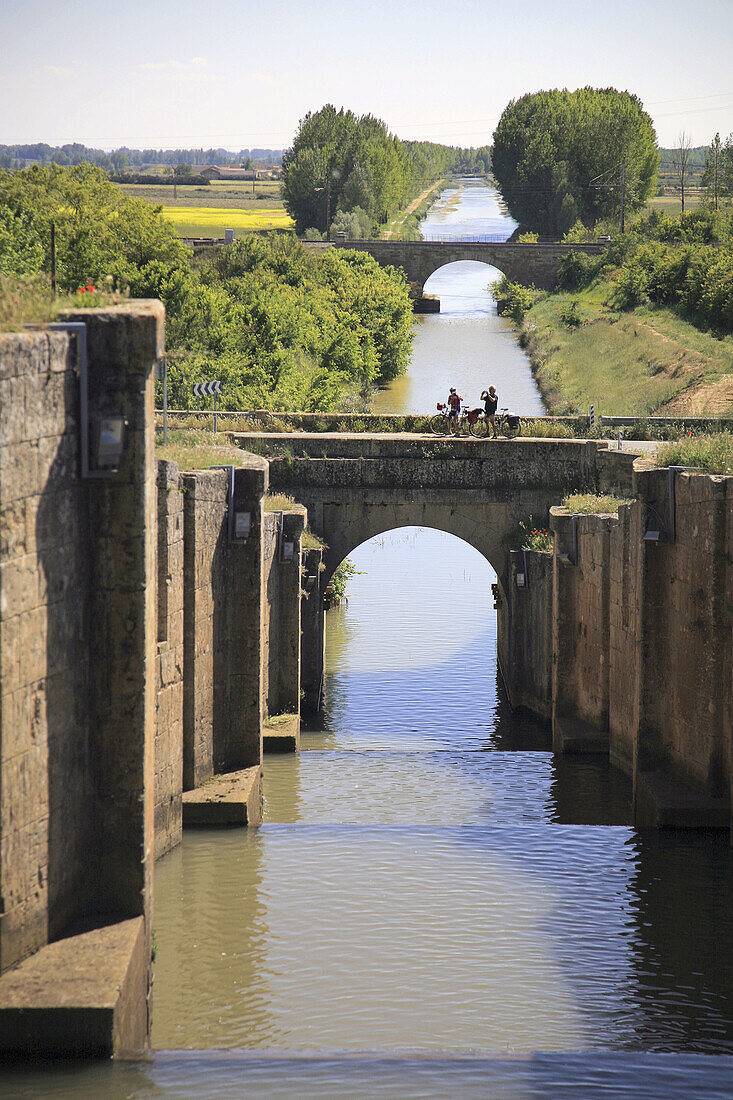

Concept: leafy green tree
[[139, 235, 414, 411], [0, 163, 184, 290], [492, 88, 659, 235], [703, 132, 733, 209], [282, 105, 412, 234]]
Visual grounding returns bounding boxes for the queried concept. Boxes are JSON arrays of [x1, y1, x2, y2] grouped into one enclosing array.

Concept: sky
[[1, 0, 732, 151]]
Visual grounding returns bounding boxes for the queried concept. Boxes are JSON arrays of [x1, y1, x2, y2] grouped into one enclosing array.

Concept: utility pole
[[325, 176, 331, 238], [620, 155, 626, 235], [50, 222, 56, 296]]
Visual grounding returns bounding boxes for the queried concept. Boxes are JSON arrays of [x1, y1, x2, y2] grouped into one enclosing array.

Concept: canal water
[[371, 180, 544, 417], [4, 184, 733, 1098]]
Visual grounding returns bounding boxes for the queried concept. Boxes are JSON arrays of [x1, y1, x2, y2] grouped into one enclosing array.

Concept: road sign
[[192, 381, 222, 398], [589, 404, 595, 429], [193, 380, 222, 431]]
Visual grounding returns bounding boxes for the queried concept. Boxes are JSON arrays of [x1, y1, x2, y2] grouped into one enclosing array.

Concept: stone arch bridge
[[329, 240, 606, 293], [236, 433, 629, 583], [233, 432, 632, 711]]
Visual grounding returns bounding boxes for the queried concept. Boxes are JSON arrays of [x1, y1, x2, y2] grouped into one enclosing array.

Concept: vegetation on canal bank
[[0, 165, 415, 411], [494, 208, 733, 417], [655, 431, 733, 474], [561, 492, 635, 513]]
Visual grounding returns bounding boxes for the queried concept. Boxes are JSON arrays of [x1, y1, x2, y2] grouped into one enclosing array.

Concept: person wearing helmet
[[446, 387, 463, 434], [481, 385, 498, 437]]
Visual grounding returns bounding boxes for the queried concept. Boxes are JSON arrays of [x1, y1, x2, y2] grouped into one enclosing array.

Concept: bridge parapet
[[232, 433, 604, 493], [329, 240, 605, 291]]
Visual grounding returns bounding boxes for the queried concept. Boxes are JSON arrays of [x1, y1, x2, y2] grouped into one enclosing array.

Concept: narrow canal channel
[[372, 180, 544, 417], [6, 184, 733, 1098]]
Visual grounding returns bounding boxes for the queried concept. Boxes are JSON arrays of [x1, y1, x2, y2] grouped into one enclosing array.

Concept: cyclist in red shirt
[[446, 387, 462, 434]]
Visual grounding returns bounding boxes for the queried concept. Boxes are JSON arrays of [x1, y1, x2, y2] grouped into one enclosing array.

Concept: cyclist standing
[[481, 386, 498, 437], [446, 387, 463, 434]]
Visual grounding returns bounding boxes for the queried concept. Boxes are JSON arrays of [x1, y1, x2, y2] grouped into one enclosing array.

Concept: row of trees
[[491, 88, 659, 236], [0, 164, 413, 410], [0, 144, 284, 172], [281, 105, 491, 236]]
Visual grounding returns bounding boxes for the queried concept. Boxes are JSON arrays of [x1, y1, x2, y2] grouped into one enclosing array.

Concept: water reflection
[[152, 830, 271, 1048], [148, 527, 733, 1057]]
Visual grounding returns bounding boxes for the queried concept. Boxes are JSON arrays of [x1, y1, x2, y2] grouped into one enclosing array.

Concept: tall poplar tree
[[492, 88, 659, 236]]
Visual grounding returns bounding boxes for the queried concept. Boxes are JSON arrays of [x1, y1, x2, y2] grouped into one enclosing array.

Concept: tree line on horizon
[[0, 143, 285, 172]]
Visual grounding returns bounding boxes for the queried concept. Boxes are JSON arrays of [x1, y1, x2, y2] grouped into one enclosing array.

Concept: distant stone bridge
[[329, 239, 605, 292]]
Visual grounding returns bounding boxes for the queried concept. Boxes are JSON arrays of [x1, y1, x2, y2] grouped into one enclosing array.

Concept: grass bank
[[382, 179, 445, 241], [155, 429, 250, 469], [655, 431, 733, 474], [521, 285, 733, 417]]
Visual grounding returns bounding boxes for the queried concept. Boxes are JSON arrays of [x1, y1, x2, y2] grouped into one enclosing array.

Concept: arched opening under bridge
[[324, 526, 505, 749]]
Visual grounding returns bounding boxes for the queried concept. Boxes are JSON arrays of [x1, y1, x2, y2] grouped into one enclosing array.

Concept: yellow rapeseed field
[[160, 206, 293, 235]]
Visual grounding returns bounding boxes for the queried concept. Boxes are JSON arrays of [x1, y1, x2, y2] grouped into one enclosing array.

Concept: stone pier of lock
[[1, 302, 732, 1059]]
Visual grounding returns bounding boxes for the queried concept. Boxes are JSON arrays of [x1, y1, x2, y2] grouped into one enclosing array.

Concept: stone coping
[[263, 715, 300, 754], [636, 771, 729, 830], [182, 766, 262, 827], [0, 917, 146, 1057]]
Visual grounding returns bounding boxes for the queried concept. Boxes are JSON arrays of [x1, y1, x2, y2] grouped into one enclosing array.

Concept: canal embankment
[[512, 284, 733, 417]]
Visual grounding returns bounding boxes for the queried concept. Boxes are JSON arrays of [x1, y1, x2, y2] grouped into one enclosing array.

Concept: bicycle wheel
[[430, 413, 447, 436], [469, 416, 488, 438], [502, 418, 522, 439]]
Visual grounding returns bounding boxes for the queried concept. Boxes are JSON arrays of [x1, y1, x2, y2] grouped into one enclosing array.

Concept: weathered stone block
[[182, 766, 262, 827], [0, 917, 148, 1057]]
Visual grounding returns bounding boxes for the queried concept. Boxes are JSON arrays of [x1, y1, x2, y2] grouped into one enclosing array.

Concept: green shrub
[[610, 260, 650, 310], [491, 274, 542, 323], [559, 299, 583, 328], [562, 220, 594, 244], [556, 250, 604, 291]]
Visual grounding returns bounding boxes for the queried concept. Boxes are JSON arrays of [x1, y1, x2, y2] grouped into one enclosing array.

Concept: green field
[[119, 178, 283, 209], [646, 192, 706, 215]]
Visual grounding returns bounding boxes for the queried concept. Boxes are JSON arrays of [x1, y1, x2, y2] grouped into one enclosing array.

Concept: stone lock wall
[[551, 510, 615, 752], [632, 469, 732, 822], [499, 549, 553, 720], [181, 468, 230, 789], [499, 464, 733, 833], [152, 459, 307, 851], [0, 306, 310, 1056], [1, 328, 91, 967], [155, 460, 184, 860], [262, 508, 305, 719], [0, 302, 163, 1055]]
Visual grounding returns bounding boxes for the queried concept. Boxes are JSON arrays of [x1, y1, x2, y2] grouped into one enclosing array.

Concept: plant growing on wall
[[519, 521, 553, 552]]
